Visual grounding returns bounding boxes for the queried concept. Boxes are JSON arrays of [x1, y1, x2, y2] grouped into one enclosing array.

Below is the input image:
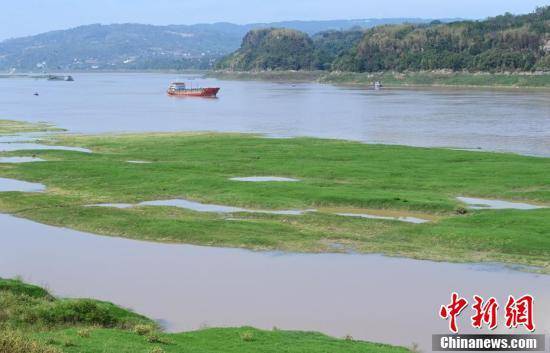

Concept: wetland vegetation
[[211, 69, 550, 88], [0, 278, 411, 353], [0, 127, 548, 271], [0, 120, 64, 135]]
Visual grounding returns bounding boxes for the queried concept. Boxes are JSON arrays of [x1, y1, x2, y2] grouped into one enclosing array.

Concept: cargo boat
[[167, 82, 220, 97]]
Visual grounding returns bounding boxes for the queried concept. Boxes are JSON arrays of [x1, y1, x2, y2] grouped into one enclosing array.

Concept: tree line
[[217, 6, 549, 72]]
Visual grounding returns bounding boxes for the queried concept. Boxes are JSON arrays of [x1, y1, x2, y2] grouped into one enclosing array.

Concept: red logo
[[505, 295, 535, 332], [439, 292, 469, 333], [471, 295, 499, 330], [439, 293, 535, 333]]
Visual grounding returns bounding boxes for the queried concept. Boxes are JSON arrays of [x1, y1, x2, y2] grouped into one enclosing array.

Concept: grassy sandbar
[[0, 132, 548, 270]]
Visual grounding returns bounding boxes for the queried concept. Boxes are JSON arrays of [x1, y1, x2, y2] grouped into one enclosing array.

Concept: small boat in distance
[[47, 75, 74, 82], [167, 82, 220, 97]]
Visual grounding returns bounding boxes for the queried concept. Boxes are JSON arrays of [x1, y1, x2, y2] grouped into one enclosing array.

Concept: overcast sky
[[1, 0, 547, 40]]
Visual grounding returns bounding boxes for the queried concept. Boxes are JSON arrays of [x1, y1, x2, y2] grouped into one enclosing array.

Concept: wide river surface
[[0, 73, 549, 156], [1, 214, 549, 352], [1, 73, 549, 352]]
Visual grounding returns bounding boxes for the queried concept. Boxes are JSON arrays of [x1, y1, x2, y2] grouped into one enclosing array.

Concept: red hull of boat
[[167, 87, 220, 97]]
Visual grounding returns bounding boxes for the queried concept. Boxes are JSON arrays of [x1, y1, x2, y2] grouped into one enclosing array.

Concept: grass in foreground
[[0, 278, 410, 353], [0, 132, 549, 270], [0, 120, 65, 135]]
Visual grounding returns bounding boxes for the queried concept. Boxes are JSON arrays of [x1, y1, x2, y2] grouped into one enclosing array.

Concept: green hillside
[[336, 6, 550, 72], [217, 28, 315, 71], [0, 19, 440, 72], [219, 7, 550, 73]]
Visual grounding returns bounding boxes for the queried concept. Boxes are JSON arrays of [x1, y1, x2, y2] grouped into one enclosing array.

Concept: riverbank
[[208, 70, 550, 88], [4, 70, 550, 89], [0, 128, 548, 271], [207, 70, 325, 82], [0, 120, 64, 135], [0, 278, 409, 353]]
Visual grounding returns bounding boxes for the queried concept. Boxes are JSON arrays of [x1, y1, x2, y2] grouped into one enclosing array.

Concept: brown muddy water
[[1, 213, 548, 352], [0, 73, 548, 156], [1, 74, 549, 351]]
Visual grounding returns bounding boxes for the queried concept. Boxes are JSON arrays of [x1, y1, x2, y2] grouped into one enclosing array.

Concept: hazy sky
[[1, 0, 547, 40]]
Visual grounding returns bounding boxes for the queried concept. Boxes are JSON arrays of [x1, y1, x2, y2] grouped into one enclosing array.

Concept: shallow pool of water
[[87, 203, 134, 209], [457, 196, 545, 210], [336, 212, 430, 224], [0, 142, 91, 153], [0, 177, 45, 192], [0, 135, 38, 143], [127, 160, 152, 164], [138, 199, 314, 215], [230, 176, 300, 182], [0, 156, 45, 163], [0, 213, 548, 352], [90, 199, 314, 215]]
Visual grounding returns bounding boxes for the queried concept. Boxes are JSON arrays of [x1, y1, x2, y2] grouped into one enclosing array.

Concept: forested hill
[[216, 28, 366, 71], [218, 7, 550, 72], [0, 18, 447, 72], [216, 28, 316, 71]]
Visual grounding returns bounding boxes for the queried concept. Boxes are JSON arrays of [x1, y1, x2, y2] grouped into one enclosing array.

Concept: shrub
[[149, 347, 165, 353], [240, 330, 255, 342], [0, 330, 61, 353], [0, 279, 52, 300], [27, 300, 118, 327], [76, 328, 91, 338], [62, 339, 76, 347], [134, 324, 155, 336], [146, 334, 165, 344], [1, 278, 155, 334]]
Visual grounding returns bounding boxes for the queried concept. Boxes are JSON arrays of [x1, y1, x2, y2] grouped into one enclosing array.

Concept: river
[[0, 73, 548, 156], [1, 73, 549, 352], [1, 214, 549, 351]]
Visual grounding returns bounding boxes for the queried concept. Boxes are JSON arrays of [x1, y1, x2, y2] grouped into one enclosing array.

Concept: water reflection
[[457, 197, 546, 210], [0, 143, 91, 153], [336, 212, 430, 224], [92, 198, 315, 215], [1, 213, 548, 352], [0, 156, 45, 163], [0, 177, 45, 192], [230, 176, 300, 182]]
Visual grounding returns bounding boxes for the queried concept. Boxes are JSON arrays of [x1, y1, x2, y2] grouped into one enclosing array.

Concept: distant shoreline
[[208, 70, 550, 89], [2, 70, 550, 89]]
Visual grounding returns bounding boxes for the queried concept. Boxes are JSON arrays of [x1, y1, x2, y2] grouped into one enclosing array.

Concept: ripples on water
[[0, 73, 548, 156], [0, 214, 548, 352], [1, 74, 549, 352]]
